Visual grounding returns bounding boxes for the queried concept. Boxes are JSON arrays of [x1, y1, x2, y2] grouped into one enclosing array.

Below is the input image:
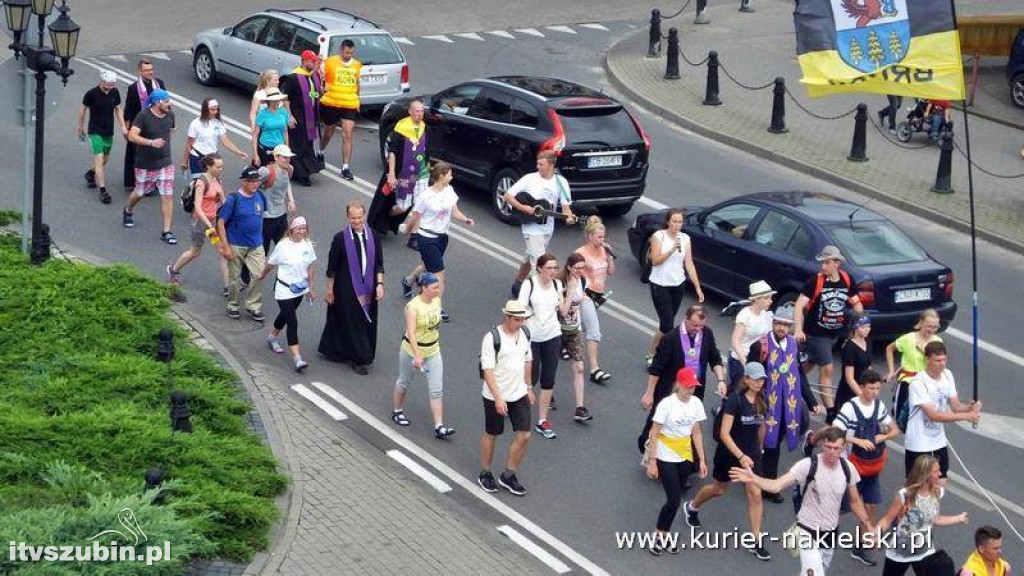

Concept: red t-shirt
[[930, 100, 951, 112]]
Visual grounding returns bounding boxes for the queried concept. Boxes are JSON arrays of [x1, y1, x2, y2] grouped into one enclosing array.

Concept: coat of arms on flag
[[834, 0, 909, 73]]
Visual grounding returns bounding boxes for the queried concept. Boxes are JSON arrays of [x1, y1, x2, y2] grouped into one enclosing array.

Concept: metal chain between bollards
[[662, 0, 693, 20], [952, 141, 1024, 179], [679, 47, 710, 67], [717, 60, 774, 91], [783, 86, 857, 121], [867, 116, 944, 150]]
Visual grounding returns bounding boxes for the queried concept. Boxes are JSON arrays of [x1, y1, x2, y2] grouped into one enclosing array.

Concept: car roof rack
[[264, 9, 328, 32], [318, 7, 380, 29]]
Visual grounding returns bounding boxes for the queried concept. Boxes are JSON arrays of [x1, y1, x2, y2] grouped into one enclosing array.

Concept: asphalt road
[[2, 15, 1023, 576]]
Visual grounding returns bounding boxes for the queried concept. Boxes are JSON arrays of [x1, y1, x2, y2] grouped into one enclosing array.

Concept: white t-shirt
[[480, 326, 532, 402], [835, 397, 892, 455], [790, 455, 861, 530], [187, 118, 227, 156], [905, 369, 958, 452], [732, 307, 774, 360], [648, 230, 690, 287], [507, 172, 571, 237], [518, 277, 562, 342], [267, 238, 317, 300], [652, 394, 706, 463], [413, 185, 459, 238]]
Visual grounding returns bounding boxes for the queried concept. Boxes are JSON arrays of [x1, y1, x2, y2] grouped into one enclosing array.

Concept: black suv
[[379, 76, 651, 222]]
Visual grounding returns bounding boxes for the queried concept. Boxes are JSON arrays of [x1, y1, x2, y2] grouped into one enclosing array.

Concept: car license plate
[[362, 73, 388, 85], [894, 288, 931, 303], [587, 155, 623, 169]]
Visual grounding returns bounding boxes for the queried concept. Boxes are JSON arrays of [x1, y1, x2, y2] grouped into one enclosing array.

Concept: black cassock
[[318, 227, 384, 366], [279, 70, 323, 182], [123, 77, 166, 189]]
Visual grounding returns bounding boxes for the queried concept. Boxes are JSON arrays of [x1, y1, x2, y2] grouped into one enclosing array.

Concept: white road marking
[[422, 35, 454, 43], [515, 28, 545, 37], [455, 32, 485, 41], [497, 525, 572, 574], [78, 55, 1024, 526], [546, 25, 577, 35], [179, 50, 192, 56], [140, 52, 170, 61], [638, 196, 670, 210], [102, 55, 127, 62], [386, 450, 453, 493], [580, 23, 610, 31], [946, 327, 1024, 369], [290, 384, 348, 421], [394, 36, 414, 46], [487, 30, 516, 39], [956, 413, 1024, 451]]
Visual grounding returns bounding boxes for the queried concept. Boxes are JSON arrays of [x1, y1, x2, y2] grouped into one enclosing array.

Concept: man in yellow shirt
[[319, 39, 361, 180]]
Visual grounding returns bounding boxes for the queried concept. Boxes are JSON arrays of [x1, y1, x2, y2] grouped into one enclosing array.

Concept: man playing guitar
[[505, 150, 577, 268]]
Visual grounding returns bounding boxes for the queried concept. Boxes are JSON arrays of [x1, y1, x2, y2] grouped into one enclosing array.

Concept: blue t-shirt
[[255, 107, 288, 148], [219, 190, 266, 248]]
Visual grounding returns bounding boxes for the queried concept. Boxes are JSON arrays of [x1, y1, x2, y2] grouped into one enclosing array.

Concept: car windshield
[[825, 221, 928, 266], [329, 35, 402, 65]]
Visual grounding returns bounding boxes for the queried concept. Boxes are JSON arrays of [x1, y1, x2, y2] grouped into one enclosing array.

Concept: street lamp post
[[4, 0, 79, 265]]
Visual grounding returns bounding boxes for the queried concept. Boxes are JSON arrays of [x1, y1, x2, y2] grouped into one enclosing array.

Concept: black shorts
[[483, 395, 531, 436], [320, 104, 358, 125], [904, 446, 949, 479], [712, 445, 761, 483]]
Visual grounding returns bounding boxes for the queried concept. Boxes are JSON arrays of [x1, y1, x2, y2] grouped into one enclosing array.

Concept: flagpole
[[948, 0, 980, 416]]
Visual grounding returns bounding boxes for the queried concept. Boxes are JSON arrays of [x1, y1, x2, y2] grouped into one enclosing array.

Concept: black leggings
[[530, 337, 562, 391], [274, 295, 304, 346], [650, 283, 686, 333], [656, 459, 694, 531]]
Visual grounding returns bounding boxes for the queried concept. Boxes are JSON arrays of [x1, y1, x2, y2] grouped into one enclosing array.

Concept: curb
[[604, 30, 1024, 255]]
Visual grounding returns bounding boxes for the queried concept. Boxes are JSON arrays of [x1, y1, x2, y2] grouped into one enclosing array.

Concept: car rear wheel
[[1012, 73, 1024, 108], [490, 167, 521, 225], [597, 202, 635, 219], [193, 47, 218, 87]]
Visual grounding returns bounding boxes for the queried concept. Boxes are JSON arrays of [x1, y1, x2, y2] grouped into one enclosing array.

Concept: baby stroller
[[896, 99, 952, 143]]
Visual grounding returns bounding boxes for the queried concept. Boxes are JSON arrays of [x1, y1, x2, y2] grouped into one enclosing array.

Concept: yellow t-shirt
[[321, 56, 361, 110], [401, 296, 442, 358]]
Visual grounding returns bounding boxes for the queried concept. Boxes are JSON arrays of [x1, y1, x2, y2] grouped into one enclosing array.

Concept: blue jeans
[[929, 113, 945, 139]]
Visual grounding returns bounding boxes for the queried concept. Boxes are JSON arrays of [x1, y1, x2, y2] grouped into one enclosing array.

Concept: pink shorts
[[134, 165, 175, 197]]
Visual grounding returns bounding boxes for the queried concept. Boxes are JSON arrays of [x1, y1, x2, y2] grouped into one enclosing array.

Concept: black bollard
[[156, 328, 175, 363], [170, 390, 193, 433], [847, 103, 869, 162], [767, 77, 788, 133], [695, 0, 710, 24], [30, 223, 51, 266], [648, 9, 662, 58], [664, 28, 680, 80], [931, 131, 954, 194], [703, 51, 722, 106]]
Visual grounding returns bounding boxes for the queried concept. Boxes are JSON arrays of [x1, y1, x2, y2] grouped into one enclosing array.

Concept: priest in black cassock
[[123, 59, 167, 190], [319, 201, 385, 375], [279, 50, 323, 186]]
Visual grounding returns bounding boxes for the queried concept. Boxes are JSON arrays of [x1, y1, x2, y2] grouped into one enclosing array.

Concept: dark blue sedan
[[626, 192, 957, 339]]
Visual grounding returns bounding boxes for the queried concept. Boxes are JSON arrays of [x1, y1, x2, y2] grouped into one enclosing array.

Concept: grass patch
[[0, 235, 287, 572]]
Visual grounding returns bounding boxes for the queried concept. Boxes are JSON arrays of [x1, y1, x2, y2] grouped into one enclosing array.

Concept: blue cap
[[146, 89, 170, 107], [418, 272, 439, 286]]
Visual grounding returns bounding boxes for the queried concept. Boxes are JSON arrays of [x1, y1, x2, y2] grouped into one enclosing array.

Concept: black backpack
[[849, 401, 887, 461], [478, 325, 531, 379], [711, 396, 729, 443], [180, 174, 209, 214], [792, 455, 851, 514]]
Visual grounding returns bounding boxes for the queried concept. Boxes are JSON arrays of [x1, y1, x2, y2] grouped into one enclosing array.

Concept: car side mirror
[[223, 27, 232, 35]]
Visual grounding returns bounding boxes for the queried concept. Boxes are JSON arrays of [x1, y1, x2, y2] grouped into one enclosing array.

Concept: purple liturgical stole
[[680, 329, 703, 377], [294, 70, 322, 142], [343, 227, 376, 322], [763, 335, 803, 451]]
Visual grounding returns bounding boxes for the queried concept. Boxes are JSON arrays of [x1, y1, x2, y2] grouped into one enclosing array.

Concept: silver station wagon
[[191, 7, 410, 110]]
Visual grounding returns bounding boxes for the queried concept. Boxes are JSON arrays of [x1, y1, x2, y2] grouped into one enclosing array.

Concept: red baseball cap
[[300, 50, 318, 62], [675, 368, 700, 388]]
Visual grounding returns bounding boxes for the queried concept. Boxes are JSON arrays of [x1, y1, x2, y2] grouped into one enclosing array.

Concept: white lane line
[[102, 55, 128, 62], [140, 52, 170, 61], [179, 50, 192, 56], [884, 441, 997, 512], [497, 525, 572, 574], [487, 30, 515, 39], [291, 384, 348, 421], [515, 28, 545, 37], [638, 196, 670, 210], [546, 25, 577, 35], [394, 36, 414, 46], [386, 450, 453, 493], [313, 382, 609, 576], [80, 56, 1024, 525], [946, 327, 1024, 369], [580, 23, 610, 31], [422, 35, 454, 43], [455, 32, 485, 41]]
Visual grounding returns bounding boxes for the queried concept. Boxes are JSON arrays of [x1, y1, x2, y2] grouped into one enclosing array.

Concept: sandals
[[160, 231, 179, 245], [391, 410, 410, 427], [590, 368, 612, 384], [560, 348, 570, 361], [434, 424, 455, 439]]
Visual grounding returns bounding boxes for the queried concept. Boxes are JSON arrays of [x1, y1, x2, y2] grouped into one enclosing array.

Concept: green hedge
[[0, 235, 287, 572]]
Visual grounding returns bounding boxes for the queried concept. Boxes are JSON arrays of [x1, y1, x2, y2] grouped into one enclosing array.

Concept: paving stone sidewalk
[[172, 307, 547, 576], [606, 0, 1024, 251]]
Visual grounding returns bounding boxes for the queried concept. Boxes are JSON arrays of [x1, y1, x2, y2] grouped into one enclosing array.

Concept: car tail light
[[856, 280, 875, 308], [938, 272, 954, 299], [400, 64, 410, 92], [626, 108, 651, 154], [540, 109, 566, 156]]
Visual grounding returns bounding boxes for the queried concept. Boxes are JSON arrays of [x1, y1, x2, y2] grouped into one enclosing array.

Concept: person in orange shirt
[[319, 39, 361, 180]]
